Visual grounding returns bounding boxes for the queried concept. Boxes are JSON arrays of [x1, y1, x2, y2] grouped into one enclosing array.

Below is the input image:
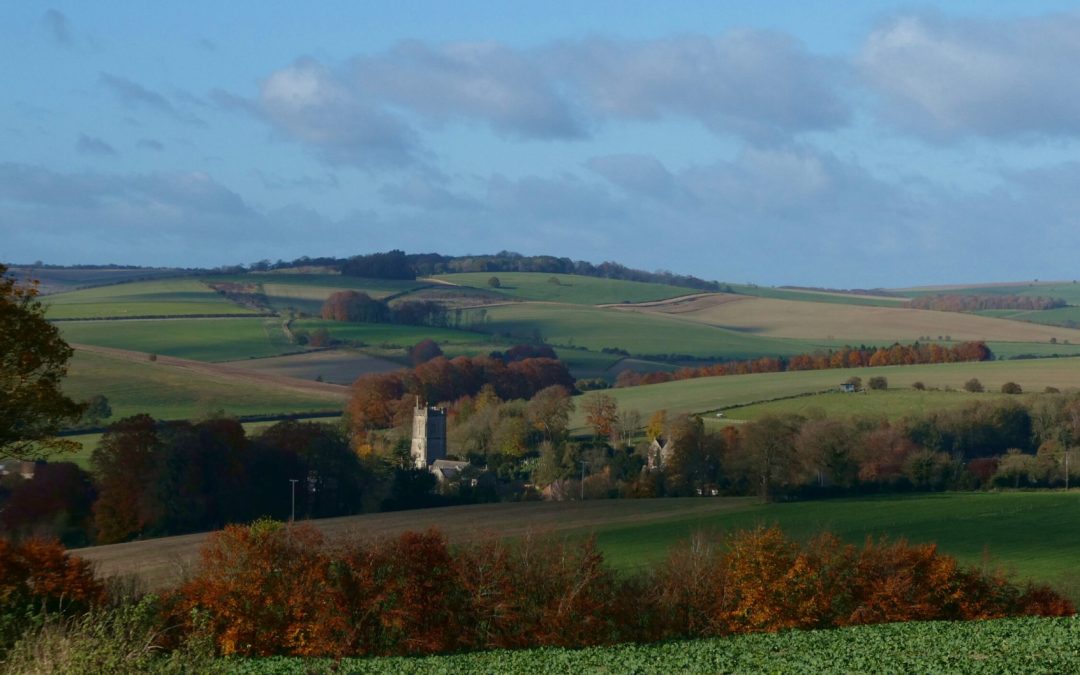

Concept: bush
[[912, 381, 926, 391], [488, 276, 502, 288], [868, 376, 888, 391], [963, 378, 985, 393], [0, 538, 105, 652], [1001, 382, 1023, 395]]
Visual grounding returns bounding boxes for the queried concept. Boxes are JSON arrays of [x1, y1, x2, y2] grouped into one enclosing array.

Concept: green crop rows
[[228, 616, 1080, 674]]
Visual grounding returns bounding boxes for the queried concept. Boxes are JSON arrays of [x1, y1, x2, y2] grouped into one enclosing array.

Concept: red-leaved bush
[[169, 523, 1075, 658]]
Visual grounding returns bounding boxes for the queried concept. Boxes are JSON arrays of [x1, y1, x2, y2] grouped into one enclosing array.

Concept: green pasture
[[570, 357, 1080, 429], [293, 319, 498, 350], [719, 389, 1003, 422], [984, 306, 1080, 329], [595, 492, 1080, 599], [44, 279, 257, 319], [902, 280, 1080, 303], [244, 617, 1080, 674], [433, 272, 697, 305], [206, 273, 426, 314], [59, 318, 299, 362], [8, 266, 188, 295], [478, 303, 829, 359], [986, 341, 1080, 358], [62, 350, 343, 422], [728, 284, 906, 307]]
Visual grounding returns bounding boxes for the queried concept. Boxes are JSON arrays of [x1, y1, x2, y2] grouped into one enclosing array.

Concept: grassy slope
[[480, 303, 828, 359], [728, 283, 906, 307], [720, 389, 1004, 422], [432, 272, 697, 304], [62, 350, 343, 421], [44, 279, 257, 319], [241, 617, 1080, 674], [294, 319, 498, 349], [8, 266, 189, 295], [570, 358, 1080, 429], [59, 317, 299, 362]]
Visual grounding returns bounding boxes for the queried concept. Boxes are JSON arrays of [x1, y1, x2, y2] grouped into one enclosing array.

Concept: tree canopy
[[1, 264, 84, 460]]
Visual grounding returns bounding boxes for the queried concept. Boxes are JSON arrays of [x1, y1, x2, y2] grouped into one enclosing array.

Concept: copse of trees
[[348, 355, 576, 432], [907, 294, 1067, 313], [320, 291, 449, 327], [614, 341, 993, 388]]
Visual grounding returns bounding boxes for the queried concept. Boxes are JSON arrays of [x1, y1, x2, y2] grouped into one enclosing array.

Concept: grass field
[[74, 492, 1080, 602], [7, 266, 190, 295], [238, 617, 1080, 674], [59, 317, 299, 362], [900, 280, 1080, 303], [480, 303, 829, 359], [44, 279, 258, 319], [621, 293, 1080, 344], [62, 349, 345, 422], [569, 358, 1080, 429], [728, 283, 907, 307], [228, 349, 403, 385], [293, 319, 499, 350], [433, 272, 697, 305], [719, 389, 1002, 422], [205, 273, 427, 315]]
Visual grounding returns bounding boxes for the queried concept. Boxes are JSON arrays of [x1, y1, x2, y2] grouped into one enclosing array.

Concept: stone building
[[646, 436, 674, 471], [410, 402, 447, 469]]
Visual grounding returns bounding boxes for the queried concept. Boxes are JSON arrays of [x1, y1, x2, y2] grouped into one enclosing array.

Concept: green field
[[480, 303, 828, 359], [902, 280, 1080, 303], [433, 272, 698, 305], [238, 617, 1080, 674], [44, 279, 258, 319], [570, 358, 1080, 429], [719, 389, 1001, 422], [8, 266, 190, 295], [61, 350, 344, 422], [206, 273, 428, 315], [728, 283, 906, 307], [293, 319, 499, 350], [59, 318, 299, 362]]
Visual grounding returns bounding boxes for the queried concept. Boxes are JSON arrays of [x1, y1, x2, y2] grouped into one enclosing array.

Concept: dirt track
[[72, 498, 753, 590], [71, 343, 350, 401]]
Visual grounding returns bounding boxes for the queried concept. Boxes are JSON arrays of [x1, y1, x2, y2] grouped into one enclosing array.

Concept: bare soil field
[[72, 499, 754, 590], [616, 293, 1080, 343], [228, 348, 403, 385]]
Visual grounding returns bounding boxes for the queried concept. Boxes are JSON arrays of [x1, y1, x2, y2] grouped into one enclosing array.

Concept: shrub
[[1001, 382, 1023, 394], [0, 538, 105, 652], [912, 381, 926, 391], [963, 378, 984, 393], [868, 376, 888, 391], [488, 276, 502, 288]]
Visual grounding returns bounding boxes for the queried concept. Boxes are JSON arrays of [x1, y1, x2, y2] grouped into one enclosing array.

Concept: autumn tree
[[733, 414, 804, 500], [1, 264, 85, 460], [582, 393, 618, 440], [320, 290, 388, 323], [408, 338, 443, 366], [525, 385, 574, 443], [91, 415, 163, 543]]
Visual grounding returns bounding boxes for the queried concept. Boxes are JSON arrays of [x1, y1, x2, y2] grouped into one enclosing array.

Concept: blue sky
[[4, 2, 1080, 287]]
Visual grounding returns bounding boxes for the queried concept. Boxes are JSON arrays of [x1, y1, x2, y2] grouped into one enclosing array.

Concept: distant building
[[410, 402, 447, 469], [430, 458, 471, 484], [646, 436, 674, 471], [839, 382, 858, 393]]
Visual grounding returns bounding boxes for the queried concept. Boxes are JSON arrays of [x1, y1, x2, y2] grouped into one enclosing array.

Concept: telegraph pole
[[289, 479, 298, 522]]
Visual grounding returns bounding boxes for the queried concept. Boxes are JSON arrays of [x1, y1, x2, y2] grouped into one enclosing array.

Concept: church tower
[[410, 400, 447, 469]]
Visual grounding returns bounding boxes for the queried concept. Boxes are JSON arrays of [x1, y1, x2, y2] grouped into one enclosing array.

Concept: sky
[[4, 2, 1080, 287]]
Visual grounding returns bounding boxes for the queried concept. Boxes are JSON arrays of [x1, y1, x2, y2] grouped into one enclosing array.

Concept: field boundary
[[50, 312, 275, 322]]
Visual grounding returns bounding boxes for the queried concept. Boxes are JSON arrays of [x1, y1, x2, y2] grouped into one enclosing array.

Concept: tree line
[[906, 294, 1067, 312], [613, 341, 994, 388]]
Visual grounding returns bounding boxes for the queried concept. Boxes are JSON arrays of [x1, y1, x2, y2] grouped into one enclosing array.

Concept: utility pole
[[580, 460, 588, 501], [289, 479, 298, 522]]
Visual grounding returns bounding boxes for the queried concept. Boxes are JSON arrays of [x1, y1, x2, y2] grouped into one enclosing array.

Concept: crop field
[[61, 348, 345, 422], [43, 278, 257, 319], [433, 272, 697, 305], [480, 303, 829, 359], [204, 273, 428, 314], [619, 293, 1080, 344], [569, 358, 1080, 429], [59, 317, 299, 362], [240, 617, 1080, 674], [74, 492, 1080, 601], [228, 349, 403, 385]]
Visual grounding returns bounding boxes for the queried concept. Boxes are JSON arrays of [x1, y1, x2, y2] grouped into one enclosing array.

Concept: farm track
[[70, 343, 350, 401], [72, 498, 753, 590]]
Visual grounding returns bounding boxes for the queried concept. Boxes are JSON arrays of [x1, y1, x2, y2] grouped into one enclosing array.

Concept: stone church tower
[[410, 401, 447, 469]]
